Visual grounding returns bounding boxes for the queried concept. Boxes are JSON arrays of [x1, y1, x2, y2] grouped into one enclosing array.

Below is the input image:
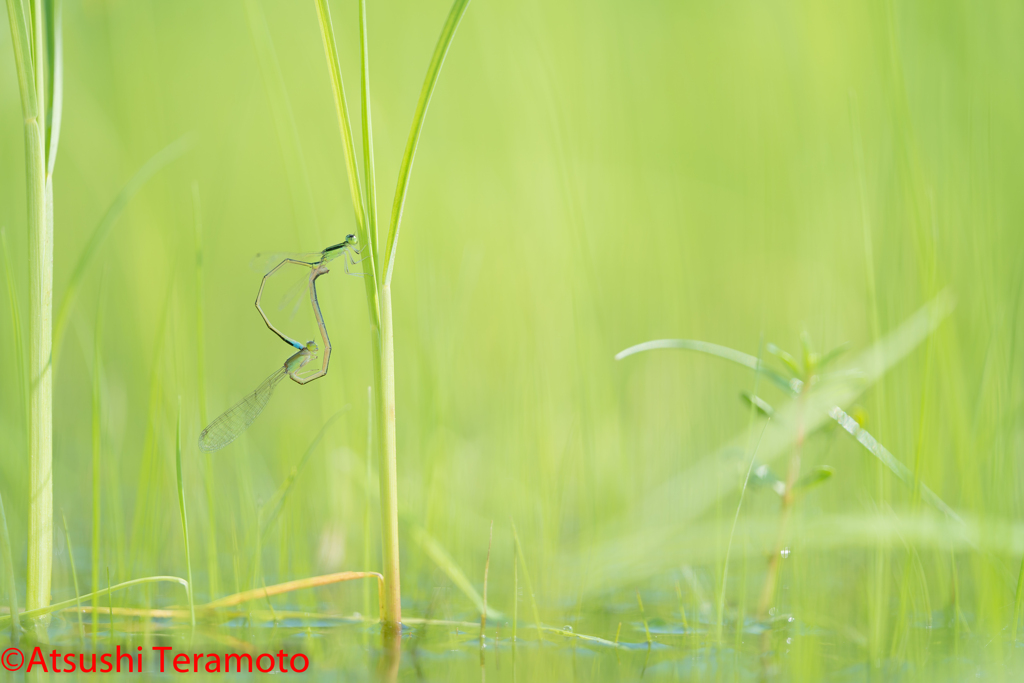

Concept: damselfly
[[198, 341, 319, 452]]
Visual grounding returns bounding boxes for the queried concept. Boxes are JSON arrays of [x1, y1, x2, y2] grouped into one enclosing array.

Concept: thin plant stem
[[481, 521, 493, 641], [716, 335, 767, 641], [511, 520, 543, 642], [90, 278, 105, 633], [175, 400, 196, 629], [379, 284, 401, 628], [636, 591, 652, 645], [191, 182, 220, 602], [60, 511, 85, 644], [363, 386, 373, 628], [20, 0, 55, 621], [717, 419, 770, 640]]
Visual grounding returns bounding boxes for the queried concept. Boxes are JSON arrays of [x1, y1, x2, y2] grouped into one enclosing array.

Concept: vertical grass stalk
[[90, 277, 104, 633], [60, 511, 85, 643], [6, 0, 63, 619], [175, 400, 196, 628], [314, 0, 470, 631], [192, 182, 221, 601]]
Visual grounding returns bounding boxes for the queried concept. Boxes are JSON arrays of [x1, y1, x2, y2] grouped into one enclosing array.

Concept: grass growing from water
[[314, 0, 471, 631], [2, 1, 1024, 680]]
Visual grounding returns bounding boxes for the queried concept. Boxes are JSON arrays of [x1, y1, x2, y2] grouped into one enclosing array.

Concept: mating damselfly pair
[[197, 235, 362, 452]]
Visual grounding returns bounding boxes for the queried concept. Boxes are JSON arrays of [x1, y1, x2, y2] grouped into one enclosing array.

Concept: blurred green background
[[2, 0, 1023, 678]]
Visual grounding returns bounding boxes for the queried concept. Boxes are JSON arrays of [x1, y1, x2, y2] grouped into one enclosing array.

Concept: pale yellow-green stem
[[23, 0, 54, 620], [379, 284, 401, 628]]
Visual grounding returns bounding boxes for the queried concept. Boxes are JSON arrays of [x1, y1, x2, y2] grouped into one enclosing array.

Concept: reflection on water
[[2, 608, 1018, 682]]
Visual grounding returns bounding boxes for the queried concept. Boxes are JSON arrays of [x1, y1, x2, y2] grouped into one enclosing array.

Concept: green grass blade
[[60, 510, 85, 644], [616, 338, 795, 394], [382, 0, 471, 286], [312, 0, 367, 239], [192, 182, 220, 601], [359, 0, 379, 268], [409, 523, 504, 620], [90, 275, 104, 633], [44, 0, 61, 178], [52, 134, 191, 363], [4, 0, 37, 118], [610, 292, 955, 544], [0, 487, 21, 644], [0, 575, 190, 629], [511, 520, 542, 642], [616, 292, 959, 520], [175, 399, 196, 628]]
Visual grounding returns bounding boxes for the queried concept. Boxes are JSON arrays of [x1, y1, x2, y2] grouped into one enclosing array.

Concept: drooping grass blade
[[199, 367, 288, 452]]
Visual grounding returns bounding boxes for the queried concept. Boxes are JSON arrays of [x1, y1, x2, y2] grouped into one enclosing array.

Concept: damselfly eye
[[346, 233, 358, 244], [306, 340, 319, 352]]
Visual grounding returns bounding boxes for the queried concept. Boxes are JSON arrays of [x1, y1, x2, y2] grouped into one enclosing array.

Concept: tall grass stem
[[175, 400, 196, 628], [60, 510, 85, 644]]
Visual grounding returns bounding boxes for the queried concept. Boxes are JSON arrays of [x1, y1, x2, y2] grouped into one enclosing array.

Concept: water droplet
[[780, 547, 791, 559]]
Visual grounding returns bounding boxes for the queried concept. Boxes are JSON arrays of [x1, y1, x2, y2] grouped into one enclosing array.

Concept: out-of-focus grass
[[2, 0, 1024, 679]]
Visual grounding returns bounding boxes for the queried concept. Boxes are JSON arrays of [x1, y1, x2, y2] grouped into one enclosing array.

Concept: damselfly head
[[345, 233, 357, 245], [305, 340, 319, 353]]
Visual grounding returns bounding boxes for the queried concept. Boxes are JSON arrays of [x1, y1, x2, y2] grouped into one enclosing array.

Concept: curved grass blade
[[53, 134, 192, 364], [613, 291, 956, 528], [616, 338, 796, 394], [0, 575, 191, 629], [615, 292, 958, 521], [199, 367, 288, 452], [383, 0, 471, 286]]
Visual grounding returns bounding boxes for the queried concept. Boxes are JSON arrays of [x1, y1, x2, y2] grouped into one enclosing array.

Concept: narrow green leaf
[[511, 520, 543, 641], [0, 575, 191, 629], [45, 0, 62, 178], [409, 523, 504, 620], [795, 465, 835, 493], [767, 342, 802, 379], [359, 0, 380, 270], [313, 0, 367, 240], [5, 0, 38, 119], [740, 391, 774, 418], [60, 510, 85, 644], [616, 338, 795, 394], [383, 0, 471, 286]]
